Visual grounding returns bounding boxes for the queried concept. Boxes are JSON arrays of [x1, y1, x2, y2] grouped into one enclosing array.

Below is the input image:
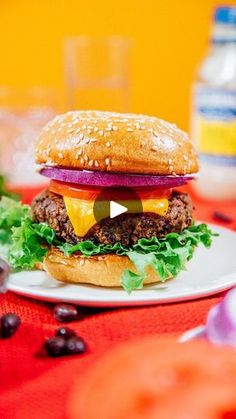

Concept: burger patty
[[32, 190, 193, 246]]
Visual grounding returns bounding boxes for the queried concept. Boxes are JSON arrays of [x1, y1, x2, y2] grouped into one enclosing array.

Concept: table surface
[[0, 187, 235, 419]]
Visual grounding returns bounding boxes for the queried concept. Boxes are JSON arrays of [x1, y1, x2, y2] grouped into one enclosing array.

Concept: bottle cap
[[214, 6, 236, 25]]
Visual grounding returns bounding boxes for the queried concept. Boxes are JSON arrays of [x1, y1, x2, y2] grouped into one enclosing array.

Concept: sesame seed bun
[[43, 248, 172, 287], [35, 111, 198, 176]]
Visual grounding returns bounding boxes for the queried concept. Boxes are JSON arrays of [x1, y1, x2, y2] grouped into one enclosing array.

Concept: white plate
[[7, 224, 236, 307]]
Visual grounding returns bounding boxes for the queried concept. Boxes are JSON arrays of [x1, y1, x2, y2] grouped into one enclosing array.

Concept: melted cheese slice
[[64, 196, 169, 237]]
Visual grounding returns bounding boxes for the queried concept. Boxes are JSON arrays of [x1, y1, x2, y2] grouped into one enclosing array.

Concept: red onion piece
[[40, 167, 195, 188], [205, 288, 236, 346]]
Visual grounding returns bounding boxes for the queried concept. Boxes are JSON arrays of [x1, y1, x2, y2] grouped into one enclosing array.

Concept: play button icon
[[110, 201, 128, 218], [93, 187, 143, 224]]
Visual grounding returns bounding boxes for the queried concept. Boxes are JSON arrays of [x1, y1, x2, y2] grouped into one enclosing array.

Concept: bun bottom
[[43, 248, 172, 288]]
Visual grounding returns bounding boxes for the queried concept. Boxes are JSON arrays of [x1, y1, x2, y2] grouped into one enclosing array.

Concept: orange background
[[1, 0, 234, 131]]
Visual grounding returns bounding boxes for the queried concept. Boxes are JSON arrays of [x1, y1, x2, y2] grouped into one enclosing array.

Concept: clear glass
[[0, 87, 58, 186], [64, 36, 131, 112]]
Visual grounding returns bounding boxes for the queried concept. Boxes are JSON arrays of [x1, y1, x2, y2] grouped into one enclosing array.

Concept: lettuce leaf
[[0, 197, 217, 293], [0, 197, 30, 244], [60, 223, 217, 293], [0, 175, 21, 201], [8, 220, 57, 270]]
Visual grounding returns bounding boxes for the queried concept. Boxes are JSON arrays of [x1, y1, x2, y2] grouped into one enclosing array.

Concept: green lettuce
[[0, 197, 30, 244], [60, 223, 216, 293], [1, 197, 217, 293]]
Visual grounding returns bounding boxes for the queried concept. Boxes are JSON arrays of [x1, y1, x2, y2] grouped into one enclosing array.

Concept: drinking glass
[[64, 36, 131, 112], [0, 87, 57, 186]]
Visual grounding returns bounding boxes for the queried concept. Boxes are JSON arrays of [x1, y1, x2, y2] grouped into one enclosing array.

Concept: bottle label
[[192, 87, 236, 166]]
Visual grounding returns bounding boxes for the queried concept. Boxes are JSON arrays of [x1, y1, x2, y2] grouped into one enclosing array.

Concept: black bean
[[65, 336, 87, 355], [0, 313, 21, 338], [0, 258, 10, 293], [44, 337, 67, 357], [53, 304, 78, 322], [212, 211, 233, 223], [56, 327, 77, 340]]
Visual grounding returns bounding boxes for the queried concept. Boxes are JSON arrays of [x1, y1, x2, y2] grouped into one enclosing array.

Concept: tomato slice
[[49, 180, 171, 201]]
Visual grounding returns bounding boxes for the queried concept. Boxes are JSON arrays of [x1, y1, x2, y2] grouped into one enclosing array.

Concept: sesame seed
[[127, 128, 134, 132], [88, 160, 94, 167], [90, 138, 97, 143], [94, 127, 98, 132], [80, 158, 84, 165], [51, 129, 56, 135], [94, 160, 99, 167], [75, 128, 81, 134], [87, 129, 92, 134], [183, 155, 188, 161], [79, 258, 85, 266], [105, 157, 110, 166], [106, 127, 112, 131], [79, 133, 84, 141], [67, 128, 74, 134], [169, 165, 174, 172], [99, 130, 104, 136], [84, 154, 88, 162], [58, 153, 64, 159], [168, 158, 172, 164], [106, 141, 111, 148], [151, 146, 158, 151], [77, 149, 82, 156], [112, 126, 118, 131]]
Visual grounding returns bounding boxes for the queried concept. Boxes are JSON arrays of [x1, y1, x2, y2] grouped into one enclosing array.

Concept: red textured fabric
[[0, 188, 235, 419]]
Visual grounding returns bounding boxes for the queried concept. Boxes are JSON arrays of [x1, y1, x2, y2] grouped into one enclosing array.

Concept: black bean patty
[[32, 190, 193, 246]]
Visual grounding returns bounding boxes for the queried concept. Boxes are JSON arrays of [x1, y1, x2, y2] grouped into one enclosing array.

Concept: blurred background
[[0, 0, 235, 200], [1, 0, 228, 128]]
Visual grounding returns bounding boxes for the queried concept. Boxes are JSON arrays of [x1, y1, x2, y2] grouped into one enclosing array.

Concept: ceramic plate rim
[[6, 222, 236, 307]]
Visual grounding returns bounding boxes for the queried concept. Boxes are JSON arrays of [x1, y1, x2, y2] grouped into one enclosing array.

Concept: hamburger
[[25, 110, 214, 293]]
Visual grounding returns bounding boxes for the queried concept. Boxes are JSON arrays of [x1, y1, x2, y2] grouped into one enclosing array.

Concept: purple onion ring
[[205, 288, 236, 346], [40, 167, 195, 188]]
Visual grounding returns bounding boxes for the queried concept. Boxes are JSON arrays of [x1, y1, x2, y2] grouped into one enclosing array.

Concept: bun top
[[35, 110, 198, 175]]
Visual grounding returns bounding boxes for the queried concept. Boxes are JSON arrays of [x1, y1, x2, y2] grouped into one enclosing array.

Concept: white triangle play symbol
[[110, 201, 128, 219]]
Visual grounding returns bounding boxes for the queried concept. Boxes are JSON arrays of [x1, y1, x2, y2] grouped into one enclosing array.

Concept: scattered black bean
[[213, 211, 233, 223], [0, 258, 10, 293], [44, 337, 67, 357], [0, 313, 21, 338], [56, 327, 77, 340], [65, 336, 87, 355], [53, 304, 78, 322]]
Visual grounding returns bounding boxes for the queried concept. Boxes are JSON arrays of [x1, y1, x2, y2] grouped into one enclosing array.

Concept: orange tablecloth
[[0, 187, 235, 419]]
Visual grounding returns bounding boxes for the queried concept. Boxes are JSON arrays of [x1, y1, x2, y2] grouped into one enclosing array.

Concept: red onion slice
[[40, 167, 195, 188], [205, 288, 236, 346]]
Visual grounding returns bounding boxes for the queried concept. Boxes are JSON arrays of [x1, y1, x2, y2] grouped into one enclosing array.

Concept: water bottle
[[191, 6, 236, 200]]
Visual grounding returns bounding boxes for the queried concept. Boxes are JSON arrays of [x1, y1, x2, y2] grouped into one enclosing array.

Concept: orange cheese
[[64, 196, 169, 237]]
